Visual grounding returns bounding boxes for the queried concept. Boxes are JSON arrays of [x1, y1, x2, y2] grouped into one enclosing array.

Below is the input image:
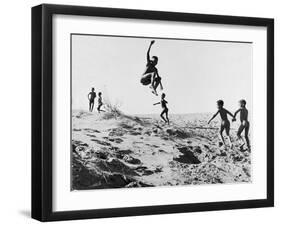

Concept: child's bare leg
[[237, 125, 245, 147], [245, 125, 250, 149], [228, 136, 233, 148], [153, 77, 161, 92], [165, 111, 169, 125], [225, 128, 233, 148], [150, 73, 156, 88], [89, 102, 94, 112], [150, 74, 159, 96], [219, 126, 226, 146], [160, 111, 167, 123]]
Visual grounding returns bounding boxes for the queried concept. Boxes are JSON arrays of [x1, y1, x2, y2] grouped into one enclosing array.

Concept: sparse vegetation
[[102, 99, 123, 119]]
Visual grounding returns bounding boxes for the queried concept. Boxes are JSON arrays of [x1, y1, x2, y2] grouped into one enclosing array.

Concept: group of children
[[87, 88, 104, 113], [208, 99, 250, 150], [140, 40, 250, 150], [87, 40, 250, 150]]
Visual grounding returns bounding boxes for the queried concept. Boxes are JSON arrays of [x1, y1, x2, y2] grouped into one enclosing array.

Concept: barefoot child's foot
[[151, 89, 158, 96]]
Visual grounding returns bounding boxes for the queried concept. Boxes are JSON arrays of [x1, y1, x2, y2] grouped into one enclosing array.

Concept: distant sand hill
[[71, 110, 251, 190]]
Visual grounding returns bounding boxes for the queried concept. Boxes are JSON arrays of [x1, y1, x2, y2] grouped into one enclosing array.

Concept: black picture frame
[[32, 4, 274, 222]]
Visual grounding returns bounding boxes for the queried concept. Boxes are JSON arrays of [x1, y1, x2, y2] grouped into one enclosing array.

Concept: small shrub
[[103, 99, 123, 119]]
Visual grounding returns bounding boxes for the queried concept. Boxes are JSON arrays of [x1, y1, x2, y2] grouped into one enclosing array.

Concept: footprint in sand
[[73, 128, 82, 131], [91, 139, 111, 146], [123, 155, 141, 165], [86, 134, 96, 138], [104, 137, 123, 143], [143, 170, 154, 176], [158, 149, 167, 153], [72, 140, 88, 147], [84, 128, 101, 133], [130, 131, 142, 136], [108, 128, 125, 137], [114, 138, 124, 143]]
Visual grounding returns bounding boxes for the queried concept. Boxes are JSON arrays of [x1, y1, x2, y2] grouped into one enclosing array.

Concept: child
[[87, 87, 96, 112], [140, 40, 163, 96], [154, 93, 169, 124], [97, 92, 105, 113], [232, 99, 250, 150], [208, 100, 234, 148]]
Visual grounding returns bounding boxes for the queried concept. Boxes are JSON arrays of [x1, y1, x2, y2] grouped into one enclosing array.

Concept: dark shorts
[[140, 73, 153, 85]]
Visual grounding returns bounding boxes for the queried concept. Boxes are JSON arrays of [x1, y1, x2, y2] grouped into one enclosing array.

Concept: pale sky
[[72, 34, 252, 114]]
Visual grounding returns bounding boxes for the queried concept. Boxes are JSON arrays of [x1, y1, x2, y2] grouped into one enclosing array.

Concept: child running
[[208, 100, 234, 148], [153, 93, 169, 124], [87, 87, 96, 112], [232, 99, 250, 150], [97, 92, 105, 113], [140, 40, 163, 96]]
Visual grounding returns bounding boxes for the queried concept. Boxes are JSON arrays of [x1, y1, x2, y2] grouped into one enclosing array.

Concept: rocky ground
[[71, 110, 251, 190]]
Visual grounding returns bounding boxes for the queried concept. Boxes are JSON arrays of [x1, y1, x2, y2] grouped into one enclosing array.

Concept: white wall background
[[0, 0, 278, 225]]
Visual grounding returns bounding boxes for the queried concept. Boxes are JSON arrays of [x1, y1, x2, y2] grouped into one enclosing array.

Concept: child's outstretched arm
[[147, 40, 155, 62], [226, 109, 234, 118], [232, 109, 241, 121], [208, 111, 219, 124], [153, 102, 160, 106]]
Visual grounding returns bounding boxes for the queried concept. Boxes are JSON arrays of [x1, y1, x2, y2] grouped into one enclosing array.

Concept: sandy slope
[[72, 110, 251, 190]]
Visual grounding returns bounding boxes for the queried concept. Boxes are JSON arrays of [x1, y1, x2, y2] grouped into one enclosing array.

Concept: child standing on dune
[[208, 100, 234, 148], [154, 93, 169, 125], [97, 92, 105, 113], [87, 87, 96, 112], [232, 99, 250, 151]]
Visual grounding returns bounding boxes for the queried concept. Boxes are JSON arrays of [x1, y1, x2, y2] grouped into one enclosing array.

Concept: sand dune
[[71, 110, 251, 190]]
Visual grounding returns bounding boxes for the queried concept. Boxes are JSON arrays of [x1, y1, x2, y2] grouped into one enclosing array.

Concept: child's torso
[[240, 108, 248, 122], [219, 108, 228, 121], [98, 97, 102, 104], [89, 92, 96, 100], [144, 61, 157, 74], [161, 99, 167, 109]]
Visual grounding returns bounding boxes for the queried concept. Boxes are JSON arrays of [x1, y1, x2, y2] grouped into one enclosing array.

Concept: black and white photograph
[[71, 34, 253, 190], [29, 3, 274, 222]]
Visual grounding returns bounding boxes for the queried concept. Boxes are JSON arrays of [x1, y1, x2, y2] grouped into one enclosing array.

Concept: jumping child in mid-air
[[154, 93, 169, 124], [97, 92, 105, 113], [208, 100, 234, 148], [140, 40, 163, 96], [87, 87, 96, 112], [232, 99, 250, 150]]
